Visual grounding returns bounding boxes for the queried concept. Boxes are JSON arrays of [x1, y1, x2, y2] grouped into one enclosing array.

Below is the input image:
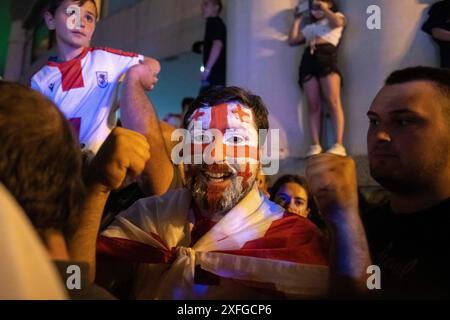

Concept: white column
[[227, 0, 301, 159], [4, 20, 27, 82], [227, 0, 439, 158], [339, 0, 438, 155]]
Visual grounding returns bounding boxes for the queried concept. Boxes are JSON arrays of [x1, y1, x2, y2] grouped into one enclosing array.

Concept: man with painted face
[[94, 87, 329, 299]]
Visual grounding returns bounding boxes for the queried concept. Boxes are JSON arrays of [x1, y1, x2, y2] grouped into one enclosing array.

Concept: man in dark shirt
[[422, 0, 450, 68], [364, 67, 450, 298], [199, 0, 226, 92]]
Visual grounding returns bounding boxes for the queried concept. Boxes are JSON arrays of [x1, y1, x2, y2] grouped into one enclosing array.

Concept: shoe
[[306, 145, 322, 157], [326, 144, 347, 156]]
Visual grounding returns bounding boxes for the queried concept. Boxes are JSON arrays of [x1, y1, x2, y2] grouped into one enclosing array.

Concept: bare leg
[[303, 77, 323, 146], [319, 73, 345, 145]]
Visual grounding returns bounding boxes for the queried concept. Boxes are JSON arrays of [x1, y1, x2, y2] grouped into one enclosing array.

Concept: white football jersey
[[31, 47, 143, 154]]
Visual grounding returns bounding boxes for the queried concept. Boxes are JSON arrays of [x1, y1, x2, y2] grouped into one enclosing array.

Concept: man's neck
[[206, 13, 219, 19], [390, 183, 450, 214], [57, 43, 86, 62]]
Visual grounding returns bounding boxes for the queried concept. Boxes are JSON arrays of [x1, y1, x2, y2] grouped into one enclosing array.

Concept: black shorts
[[298, 43, 342, 87]]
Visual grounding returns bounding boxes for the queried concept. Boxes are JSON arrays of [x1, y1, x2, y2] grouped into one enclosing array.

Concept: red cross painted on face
[[210, 103, 230, 134], [233, 105, 250, 123], [237, 163, 253, 188], [191, 109, 206, 122]]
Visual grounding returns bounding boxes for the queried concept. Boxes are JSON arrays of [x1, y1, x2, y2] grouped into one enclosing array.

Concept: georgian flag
[[98, 187, 329, 299]]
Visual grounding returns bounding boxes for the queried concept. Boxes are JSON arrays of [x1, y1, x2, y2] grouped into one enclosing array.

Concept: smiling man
[[362, 67, 450, 298], [94, 87, 329, 299]]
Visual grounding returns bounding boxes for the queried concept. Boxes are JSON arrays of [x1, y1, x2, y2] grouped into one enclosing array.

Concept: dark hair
[[183, 86, 269, 133], [322, 0, 338, 11], [181, 97, 195, 114], [47, 0, 98, 17], [310, 0, 339, 23], [210, 0, 223, 14], [385, 66, 450, 97], [385, 66, 450, 120], [0, 81, 85, 241], [269, 174, 312, 208]]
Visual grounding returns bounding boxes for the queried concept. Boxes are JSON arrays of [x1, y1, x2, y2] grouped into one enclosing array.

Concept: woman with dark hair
[[270, 174, 326, 230], [270, 175, 311, 218], [288, 0, 347, 157]]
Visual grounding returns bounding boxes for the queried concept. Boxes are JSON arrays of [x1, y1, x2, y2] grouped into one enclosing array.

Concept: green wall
[[0, 0, 11, 77]]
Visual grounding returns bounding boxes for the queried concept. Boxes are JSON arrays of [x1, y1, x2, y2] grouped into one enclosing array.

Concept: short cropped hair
[[385, 66, 450, 122], [47, 0, 98, 17], [0, 81, 85, 241]]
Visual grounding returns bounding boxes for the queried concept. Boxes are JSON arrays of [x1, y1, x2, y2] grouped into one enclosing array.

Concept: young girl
[[288, 0, 347, 157]]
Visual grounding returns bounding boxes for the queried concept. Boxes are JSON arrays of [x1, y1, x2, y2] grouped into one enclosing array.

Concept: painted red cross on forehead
[[210, 103, 229, 134], [233, 105, 250, 123], [191, 109, 206, 122], [187, 102, 260, 163], [189, 103, 253, 133]]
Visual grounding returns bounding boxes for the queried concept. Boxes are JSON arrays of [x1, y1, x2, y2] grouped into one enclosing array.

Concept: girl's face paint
[[185, 103, 261, 216]]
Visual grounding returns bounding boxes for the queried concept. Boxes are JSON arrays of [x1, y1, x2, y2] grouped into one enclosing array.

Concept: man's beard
[[189, 171, 255, 216]]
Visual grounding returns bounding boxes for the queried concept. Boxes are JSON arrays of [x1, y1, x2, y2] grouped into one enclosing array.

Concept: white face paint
[[66, 5, 82, 30], [187, 102, 259, 165], [184, 102, 261, 216]]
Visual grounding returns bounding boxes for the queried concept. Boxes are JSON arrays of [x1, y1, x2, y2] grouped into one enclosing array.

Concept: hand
[[125, 58, 160, 91], [200, 68, 211, 81], [305, 154, 359, 225], [294, 0, 306, 18], [294, 8, 304, 18], [86, 127, 151, 192]]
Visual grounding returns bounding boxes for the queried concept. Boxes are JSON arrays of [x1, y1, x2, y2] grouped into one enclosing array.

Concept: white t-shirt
[[301, 12, 345, 47], [31, 47, 143, 154]]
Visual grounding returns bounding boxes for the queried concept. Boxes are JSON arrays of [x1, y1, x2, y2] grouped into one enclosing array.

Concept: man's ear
[[44, 12, 56, 30]]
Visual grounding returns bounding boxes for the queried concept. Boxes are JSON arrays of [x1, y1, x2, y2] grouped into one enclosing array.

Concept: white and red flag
[[98, 186, 329, 299]]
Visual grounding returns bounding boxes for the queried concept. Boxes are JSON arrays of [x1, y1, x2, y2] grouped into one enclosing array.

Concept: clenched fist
[[125, 58, 160, 91], [305, 154, 359, 225], [86, 127, 151, 192]]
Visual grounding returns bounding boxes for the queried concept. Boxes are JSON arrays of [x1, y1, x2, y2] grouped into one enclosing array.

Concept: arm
[[69, 127, 150, 283], [120, 58, 175, 196], [288, 15, 306, 46], [201, 40, 223, 81], [432, 27, 450, 42], [159, 120, 177, 154], [317, 2, 346, 29], [305, 154, 372, 297]]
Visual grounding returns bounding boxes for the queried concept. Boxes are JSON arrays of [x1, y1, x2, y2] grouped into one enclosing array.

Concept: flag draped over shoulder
[[98, 187, 329, 299]]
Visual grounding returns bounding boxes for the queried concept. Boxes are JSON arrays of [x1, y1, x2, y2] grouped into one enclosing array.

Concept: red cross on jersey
[[31, 47, 143, 154]]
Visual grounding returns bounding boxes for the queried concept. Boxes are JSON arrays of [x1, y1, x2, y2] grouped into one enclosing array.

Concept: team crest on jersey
[[96, 71, 109, 88], [49, 83, 55, 92]]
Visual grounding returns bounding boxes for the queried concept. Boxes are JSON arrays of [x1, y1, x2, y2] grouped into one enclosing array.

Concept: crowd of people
[[1, 0, 450, 300]]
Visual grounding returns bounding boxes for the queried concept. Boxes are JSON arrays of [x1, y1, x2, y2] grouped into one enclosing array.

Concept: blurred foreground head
[[0, 81, 85, 242]]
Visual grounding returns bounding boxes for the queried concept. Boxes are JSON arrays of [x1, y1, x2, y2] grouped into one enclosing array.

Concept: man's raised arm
[[305, 154, 372, 297], [120, 57, 175, 196]]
